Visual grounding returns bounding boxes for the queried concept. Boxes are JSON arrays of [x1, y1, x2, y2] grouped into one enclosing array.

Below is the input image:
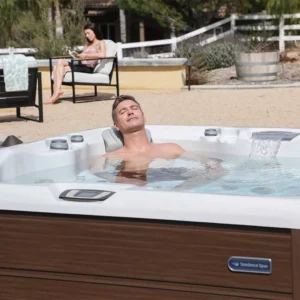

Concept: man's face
[[114, 100, 145, 134]]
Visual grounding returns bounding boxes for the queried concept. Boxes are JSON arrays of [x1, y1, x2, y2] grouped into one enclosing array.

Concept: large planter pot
[[235, 51, 279, 82]]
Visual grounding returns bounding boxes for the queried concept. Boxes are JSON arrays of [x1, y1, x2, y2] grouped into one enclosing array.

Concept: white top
[[0, 181, 299, 230], [1, 125, 300, 230]]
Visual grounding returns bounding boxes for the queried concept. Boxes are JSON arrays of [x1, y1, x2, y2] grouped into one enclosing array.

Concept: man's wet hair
[[112, 95, 142, 122]]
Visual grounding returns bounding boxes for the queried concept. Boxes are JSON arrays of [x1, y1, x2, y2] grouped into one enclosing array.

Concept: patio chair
[[49, 39, 119, 103], [0, 55, 43, 122]]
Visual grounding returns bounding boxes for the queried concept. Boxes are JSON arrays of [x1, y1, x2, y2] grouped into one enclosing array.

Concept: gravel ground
[[3, 87, 300, 141], [205, 62, 300, 86]]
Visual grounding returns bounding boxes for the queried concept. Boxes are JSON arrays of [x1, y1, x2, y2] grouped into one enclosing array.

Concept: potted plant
[[234, 25, 280, 82], [233, 0, 300, 82]]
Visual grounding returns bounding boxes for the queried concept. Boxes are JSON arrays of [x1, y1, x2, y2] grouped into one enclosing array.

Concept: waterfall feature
[[249, 131, 299, 159]]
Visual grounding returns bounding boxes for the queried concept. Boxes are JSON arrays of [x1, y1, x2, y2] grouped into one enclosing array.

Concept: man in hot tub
[[91, 95, 226, 186]]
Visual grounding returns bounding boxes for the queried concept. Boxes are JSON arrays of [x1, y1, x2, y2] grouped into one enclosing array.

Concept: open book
[[68, 50, 79, 59]]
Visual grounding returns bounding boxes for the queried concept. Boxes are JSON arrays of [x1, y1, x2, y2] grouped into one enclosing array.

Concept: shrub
[[201, 42, 240, 70], [234, 30, 277, 53], [175, 38, 240, 71], [174, 40, 201, 60], [132, 51, 149, 58], [175, 40, 208, 84]]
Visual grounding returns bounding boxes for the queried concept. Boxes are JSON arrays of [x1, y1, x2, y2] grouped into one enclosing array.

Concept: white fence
[[2, 13, 300, 58], [236, 13, 300, 53], [116, 13, 300, 58], [117, 16, 235, 59]]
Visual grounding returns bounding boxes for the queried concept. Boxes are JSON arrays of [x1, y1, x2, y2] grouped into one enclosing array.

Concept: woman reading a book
[[45, 23, 106, 104]]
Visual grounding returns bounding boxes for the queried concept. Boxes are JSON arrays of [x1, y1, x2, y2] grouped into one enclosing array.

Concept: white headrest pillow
[[102, 127, 152, 152]]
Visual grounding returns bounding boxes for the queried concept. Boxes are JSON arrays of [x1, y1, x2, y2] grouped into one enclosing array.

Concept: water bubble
[[35, 179, 54, 184], [222, 185, 238, 191], [251, 187, 274, 194]]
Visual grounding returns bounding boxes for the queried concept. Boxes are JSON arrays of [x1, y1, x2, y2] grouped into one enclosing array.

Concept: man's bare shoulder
[[102, 147, 125, 159], [102, 143, 184, 160], [102, 147, 139, 160], [153, 143, 185, 159]]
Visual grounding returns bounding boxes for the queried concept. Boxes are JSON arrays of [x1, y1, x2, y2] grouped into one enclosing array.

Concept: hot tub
[[0, 125, 299, 300]]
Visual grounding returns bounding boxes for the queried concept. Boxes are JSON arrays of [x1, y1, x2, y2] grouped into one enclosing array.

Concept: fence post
[[116, 42, 123, 59], [170, 23, 177, 54], [171, 38, 177, 53], [231, 14, 236, 33], [279, 16, 285, 52]]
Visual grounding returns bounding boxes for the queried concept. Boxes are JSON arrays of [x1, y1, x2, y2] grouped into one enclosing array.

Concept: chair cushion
[[93, 40, 117, 75], [102, 127, 152, 153], [63, 72, 109, 84]]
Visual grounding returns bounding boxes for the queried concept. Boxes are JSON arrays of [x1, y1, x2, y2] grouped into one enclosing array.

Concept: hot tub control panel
[[59, 189, 115, 202]]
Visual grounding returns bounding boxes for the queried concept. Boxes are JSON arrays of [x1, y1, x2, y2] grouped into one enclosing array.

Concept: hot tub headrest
[[102, 127, 152, 152]]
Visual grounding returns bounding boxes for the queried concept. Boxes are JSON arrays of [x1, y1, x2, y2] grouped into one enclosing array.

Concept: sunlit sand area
[[0, 87, 300, 142]]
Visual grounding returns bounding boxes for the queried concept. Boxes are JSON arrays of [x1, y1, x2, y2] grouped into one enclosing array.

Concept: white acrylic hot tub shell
[[1, 125, 300, 230]]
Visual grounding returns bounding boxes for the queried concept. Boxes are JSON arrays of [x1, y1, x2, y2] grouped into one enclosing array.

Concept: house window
[[100, 24, 116, 41]]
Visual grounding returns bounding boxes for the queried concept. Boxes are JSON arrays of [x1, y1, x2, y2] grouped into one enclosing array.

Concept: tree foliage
[[7, 0, 87, 58], [10, 7, 67, 58], [263, 0, 300, 15], [210, 0, 300, 15], [61, 0, 87, 48], [118, 0, 210, 31], [118, 0, 300, 33], [0, 0, 23, 46], [0, 0, 51, 47]]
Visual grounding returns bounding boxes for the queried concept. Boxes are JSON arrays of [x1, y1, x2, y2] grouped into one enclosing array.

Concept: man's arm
[[180, 151, 223, 170], [172, 149, 227, 189], [89, 155, 107, 173]]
